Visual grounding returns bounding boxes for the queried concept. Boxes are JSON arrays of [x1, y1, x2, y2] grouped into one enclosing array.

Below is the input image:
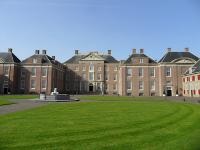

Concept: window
[[31, 68, 36, 77], [82, 73, 86, 80], [127, 81, 132, 90], [139, 81, 143, 90], [97, 83, 101, 91], [42, 68, 47, 77], [150, 68, 155, 77], [114, 66, 118, 71], [89, 64, 94, 71], [192, 76, 195, 81], [20, 80, 25, 89], [89, 72, 94, 81], [21, 70, 26, 77], [114, 74, 117, 81], [75, 66, 79, 71], [3, 66, 9, 76], [33, 58, 37, 63], [139, 93, 144, 96], [150, 80, 155, 90], [165, 67, 171, 77], [41, 80, 47, 89], [127, 68, 132, 76], [139, 68, 143, 77], [104, 84, 108, 91], [113, 83, 117, 91], [183, 78, 185, 82], [139, 59, 144, 63], [31, 80, 36, 89], [82, 66, 86, 71], [97, 73, 101, 80]]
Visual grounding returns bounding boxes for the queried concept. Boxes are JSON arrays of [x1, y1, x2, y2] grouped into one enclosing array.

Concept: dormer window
[[33, 58, 37, 64], [139, 59, 144, 63]]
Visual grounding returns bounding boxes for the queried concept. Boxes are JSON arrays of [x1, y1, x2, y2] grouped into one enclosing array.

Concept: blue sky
[[0, 0, 200, 62]]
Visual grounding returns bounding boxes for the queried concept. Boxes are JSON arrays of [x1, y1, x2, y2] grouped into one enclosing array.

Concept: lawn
[[77, 95, 163, 101], [0, 95, 39, 106], [1, 97, 200, 150]]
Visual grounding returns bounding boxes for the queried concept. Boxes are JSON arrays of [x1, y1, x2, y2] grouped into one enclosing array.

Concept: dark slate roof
[[159, 52, 199, 63], [185, 59, 200, 75], [0, 52, 21, 63], [192, 59, 200, 73], [21, 54, 61, 65], [64, 55, 86, 64], [64, 54, 119, 64], [124, 54, 157, 64], [101, 55, 119, 63]]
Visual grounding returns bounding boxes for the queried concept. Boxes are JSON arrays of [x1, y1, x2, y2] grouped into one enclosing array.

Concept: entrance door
[[4, 88, 8, 94], [89, 83, 93, 92], [166, 87, 172, 96]]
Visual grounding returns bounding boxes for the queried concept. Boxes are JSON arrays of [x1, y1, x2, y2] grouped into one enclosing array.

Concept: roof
[[124, 53, 157, 64], [21, 54, 62, 66], [159, 52, 199, 63], [185, 59, 200, 75], [64, 52, 119, 64], [0, 52, 21, 63]]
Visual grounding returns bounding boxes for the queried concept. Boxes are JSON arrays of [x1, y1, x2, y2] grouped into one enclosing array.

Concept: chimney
[[140, 49, 144, 54], [52, 56, 55, 60], [42, 50, 47, 55], [132, 48, 136, 54], [108, 50, 112, 55], [167, 48, 171, 52], [75, 50, 79, 55], [8, 48, 13, 53], [184, 48, 189, 52], [35, 50, 40, 55]]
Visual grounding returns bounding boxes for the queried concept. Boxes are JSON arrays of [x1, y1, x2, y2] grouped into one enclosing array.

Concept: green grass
[[77, 95, 162, 101], [1, 97, 200, 150], [0, 99, 13, 106], [0, 95, 39, 106]]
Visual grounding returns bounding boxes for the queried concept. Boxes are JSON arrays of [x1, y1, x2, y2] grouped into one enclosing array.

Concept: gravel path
[[0, 100, 47, 115]]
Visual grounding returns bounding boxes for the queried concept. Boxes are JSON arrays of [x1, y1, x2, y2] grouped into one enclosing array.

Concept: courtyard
[[0, 95, 200, 149]]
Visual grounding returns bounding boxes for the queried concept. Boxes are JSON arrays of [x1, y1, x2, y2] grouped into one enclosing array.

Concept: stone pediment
[[81, 52, 105, 61], [173, 58, 196, 64]]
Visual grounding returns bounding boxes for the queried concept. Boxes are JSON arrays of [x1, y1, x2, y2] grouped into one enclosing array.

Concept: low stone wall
[[40, 94, 70, 100]]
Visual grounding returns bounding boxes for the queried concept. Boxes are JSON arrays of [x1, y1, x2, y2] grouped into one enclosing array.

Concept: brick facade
[[0, 48, 199, 96]]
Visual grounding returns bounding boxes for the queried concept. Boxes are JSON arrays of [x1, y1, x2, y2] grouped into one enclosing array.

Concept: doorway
[[4, 88, 8, 94], [89, 83, 93, 92], [166, 86, 172, 96]]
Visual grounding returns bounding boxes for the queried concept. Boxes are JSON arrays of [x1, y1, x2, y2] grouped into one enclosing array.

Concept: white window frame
[[31, 68, 36, 77], [139, 81, 144, 90], [127, 68, 132, 77], [42, 68, 47, 77], [150, 67, 155, 77], [20, 80, 25, 89], [150, 80, 155, 91], [127, 81, 132, 90], [33, 58, 37, 64], [31, 80, 36, 89], [41, 80, 47, 89], [4, 66, 9, 76], [166, 67, 171, 77], [139, 68, 143, 77]]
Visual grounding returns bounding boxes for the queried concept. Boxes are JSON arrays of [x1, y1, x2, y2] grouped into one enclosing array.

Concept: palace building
[[182, 60, 200, 97], [0, 48, 199, 96]]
